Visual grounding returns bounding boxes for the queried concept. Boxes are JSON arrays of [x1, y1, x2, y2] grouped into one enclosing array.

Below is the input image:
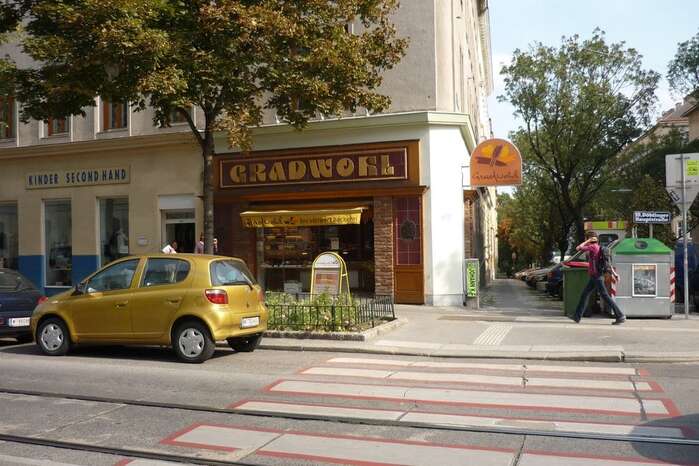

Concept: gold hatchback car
[[30, 254, 267, 363]]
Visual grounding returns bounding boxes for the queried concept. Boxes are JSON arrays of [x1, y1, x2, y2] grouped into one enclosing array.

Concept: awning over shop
[[240, 208, 365, 228]]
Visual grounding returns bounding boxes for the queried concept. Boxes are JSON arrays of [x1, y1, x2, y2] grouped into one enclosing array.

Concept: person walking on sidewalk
[[572, 231, 626, 325]]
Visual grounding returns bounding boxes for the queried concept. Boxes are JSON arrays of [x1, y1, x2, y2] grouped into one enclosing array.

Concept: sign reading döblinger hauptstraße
[[633, 211, 672, 224]]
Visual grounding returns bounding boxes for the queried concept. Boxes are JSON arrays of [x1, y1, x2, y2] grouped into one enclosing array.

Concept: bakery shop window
[[243, 208, 374, 294]]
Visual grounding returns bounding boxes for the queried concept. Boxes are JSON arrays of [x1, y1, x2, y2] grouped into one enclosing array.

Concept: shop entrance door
[[393, 198, 424, 304], [163, 210, 196, 253]]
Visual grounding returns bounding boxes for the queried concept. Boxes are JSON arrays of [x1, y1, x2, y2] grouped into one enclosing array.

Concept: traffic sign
[[664, 153, 698, 320], [633, 211, 671, 224]]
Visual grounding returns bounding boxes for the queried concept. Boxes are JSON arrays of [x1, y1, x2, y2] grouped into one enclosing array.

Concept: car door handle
[[115, 301, 128, 308], [166, 299, 182, 305]]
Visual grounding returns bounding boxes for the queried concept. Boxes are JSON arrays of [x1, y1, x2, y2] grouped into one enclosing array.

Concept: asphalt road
[[0, 339, 698, 465]]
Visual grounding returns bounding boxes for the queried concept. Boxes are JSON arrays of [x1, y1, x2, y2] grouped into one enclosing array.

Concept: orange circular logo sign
[[469, 138, 522, 187]]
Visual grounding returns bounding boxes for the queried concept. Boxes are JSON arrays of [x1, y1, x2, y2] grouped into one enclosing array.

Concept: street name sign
[[633, 211, 671, 224]]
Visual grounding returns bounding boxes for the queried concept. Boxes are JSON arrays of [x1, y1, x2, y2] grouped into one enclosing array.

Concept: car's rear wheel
[[172, 321, 215, 363], [36, 318, 70, 356], [227, 333, 262, 353]]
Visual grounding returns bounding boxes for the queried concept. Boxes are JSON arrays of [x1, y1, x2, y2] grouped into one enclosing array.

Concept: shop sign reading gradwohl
[[220, 149, 407, 188], [26, 167, 130, 190]]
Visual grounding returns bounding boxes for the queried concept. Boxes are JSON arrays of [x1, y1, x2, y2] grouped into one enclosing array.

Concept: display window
[[255, 214, 374, 293], [99, 198, 129, 266], [45, 199, 72, 287], [0, 203, 18, 269]]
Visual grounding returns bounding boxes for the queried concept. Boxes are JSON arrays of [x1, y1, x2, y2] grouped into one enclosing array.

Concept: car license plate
[[8, 317, 30, 327], [240, 316, 260, 329]]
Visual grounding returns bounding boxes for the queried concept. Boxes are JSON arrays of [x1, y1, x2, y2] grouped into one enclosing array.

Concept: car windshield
[[210, 260, 256, 286], [0, 270, 34, 291]]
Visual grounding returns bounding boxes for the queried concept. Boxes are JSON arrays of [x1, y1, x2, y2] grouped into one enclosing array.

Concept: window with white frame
[[46, 117, 69, 137], [0, 96, 15, 139], [102, 99, 128, 130]]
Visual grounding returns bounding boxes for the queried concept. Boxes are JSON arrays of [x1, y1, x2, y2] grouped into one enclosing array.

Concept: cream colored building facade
[[0, 0, 496, 304]]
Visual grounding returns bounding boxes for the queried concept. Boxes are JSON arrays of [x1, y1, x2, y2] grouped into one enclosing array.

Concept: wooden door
[[393, 197, 424, 304]]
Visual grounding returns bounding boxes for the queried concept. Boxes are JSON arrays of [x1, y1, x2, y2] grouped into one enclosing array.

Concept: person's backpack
[[595, 245, 612, 276]]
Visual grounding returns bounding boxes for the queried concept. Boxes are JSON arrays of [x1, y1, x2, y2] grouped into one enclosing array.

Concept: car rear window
[[210, 260, 256, 286], [0, 270, 34, 291]]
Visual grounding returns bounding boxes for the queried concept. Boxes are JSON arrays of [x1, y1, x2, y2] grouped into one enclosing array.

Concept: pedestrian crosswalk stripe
[[300, 366, 655, 391], [519, 451, 690, 466], [233, 400, 688, 439], [162, 424, 516, 466], [326, 357, 642, 376], [233, 400, 403, 421], [115, 461, 183, 466], [267, 380, 673, 416]]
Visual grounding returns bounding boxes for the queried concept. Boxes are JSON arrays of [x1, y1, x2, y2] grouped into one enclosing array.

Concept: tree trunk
[[202, 130, 215, 255], [557, 238, 568, 262]]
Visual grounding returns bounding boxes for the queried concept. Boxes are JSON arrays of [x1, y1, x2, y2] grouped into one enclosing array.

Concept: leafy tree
[[668, 30, 699, 98], [608, 131, 699, 235], [5, 0, 407, 253], [498, 173, 566, 270], [500, 30, 659, 244]]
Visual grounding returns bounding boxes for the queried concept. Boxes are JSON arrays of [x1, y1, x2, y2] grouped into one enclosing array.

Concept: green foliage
[[500, 30, 659, 244], [265, 292, 368, 332], [7, 0, 407, 254], [12, 0, 407, 144], [668, 31, 699, 98], [498, 171, 567, 271], [609, 131, 699, 237]]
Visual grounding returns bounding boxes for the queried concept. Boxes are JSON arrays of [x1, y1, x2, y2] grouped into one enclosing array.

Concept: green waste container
[[562, 266, 589, 318]]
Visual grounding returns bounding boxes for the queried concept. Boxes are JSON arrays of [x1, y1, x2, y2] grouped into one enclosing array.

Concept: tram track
[[0, 386, 697, 448]]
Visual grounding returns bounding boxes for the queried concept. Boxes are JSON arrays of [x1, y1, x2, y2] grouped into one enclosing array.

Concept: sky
[[487, 0, 699, 140]]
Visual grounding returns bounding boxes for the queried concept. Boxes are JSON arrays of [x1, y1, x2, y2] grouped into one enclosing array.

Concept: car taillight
[[37, 296, 48, 305], [257, 288, 264, 302], [205, 289, 228, 304]]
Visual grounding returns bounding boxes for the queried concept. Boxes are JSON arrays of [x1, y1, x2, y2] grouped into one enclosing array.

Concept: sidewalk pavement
[[259, 279, 699, 363]]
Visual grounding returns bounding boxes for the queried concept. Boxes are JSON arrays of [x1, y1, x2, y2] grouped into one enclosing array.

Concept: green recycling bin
[[563, 266, 589, 317]]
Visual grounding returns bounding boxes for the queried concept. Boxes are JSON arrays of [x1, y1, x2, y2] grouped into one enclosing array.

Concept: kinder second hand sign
[[469, 139, 522, 187]]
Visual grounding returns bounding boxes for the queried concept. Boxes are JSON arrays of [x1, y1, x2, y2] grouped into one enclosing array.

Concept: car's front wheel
[[227, 334, 262, 353], [36, 318, 71, 356], [172, 321, 215, 363]]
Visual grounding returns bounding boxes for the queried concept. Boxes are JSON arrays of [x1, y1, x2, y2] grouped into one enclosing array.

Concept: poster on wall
[[311, 252, 349, 296], [633, 264, 657, 297], [466, 259, 479, 298]]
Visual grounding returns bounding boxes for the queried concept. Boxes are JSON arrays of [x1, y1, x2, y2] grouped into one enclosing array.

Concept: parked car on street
[[546, 263, 563, 298], [526, 266, 553, 289], [0, 269, 46, 343], [31, 254, 267, 363]]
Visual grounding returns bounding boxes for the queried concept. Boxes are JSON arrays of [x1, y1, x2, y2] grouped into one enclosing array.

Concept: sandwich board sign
[[310, 252, 350, 296]]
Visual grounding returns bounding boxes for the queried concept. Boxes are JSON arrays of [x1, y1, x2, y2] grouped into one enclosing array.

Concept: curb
[[256, 342, 699, 363], [262, 318, 406, 342]]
